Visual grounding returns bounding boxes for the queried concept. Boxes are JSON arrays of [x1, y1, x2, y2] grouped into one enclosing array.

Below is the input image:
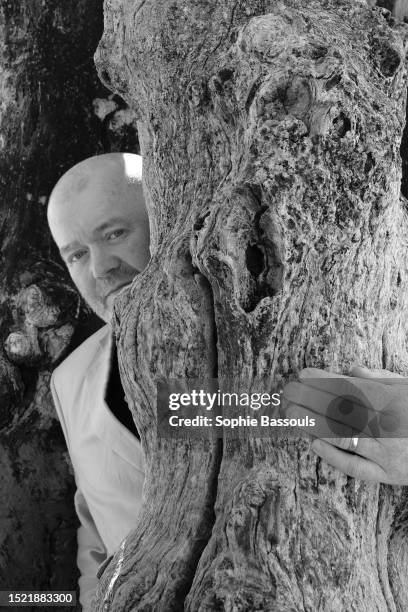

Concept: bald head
[[48, 153, 150, 322], [48, 153, 146, 228]]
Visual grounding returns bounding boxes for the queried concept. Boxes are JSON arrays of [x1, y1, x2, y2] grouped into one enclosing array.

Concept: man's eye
[[107, 229, 125, 240], [68, 250, 87, 265]]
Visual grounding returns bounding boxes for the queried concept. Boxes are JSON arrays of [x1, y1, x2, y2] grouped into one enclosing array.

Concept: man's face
[[48, 170, 150, 322]]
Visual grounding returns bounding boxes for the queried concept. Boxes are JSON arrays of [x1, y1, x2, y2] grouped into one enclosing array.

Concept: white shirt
[[50, 325, 144, 610]]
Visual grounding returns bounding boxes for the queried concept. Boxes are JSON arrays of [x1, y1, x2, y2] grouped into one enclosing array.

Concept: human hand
[[282, 367, 408, 484]]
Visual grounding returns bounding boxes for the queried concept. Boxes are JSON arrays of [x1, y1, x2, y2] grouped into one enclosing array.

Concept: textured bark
[[96, 1, 408, 610], [0, 0, 138, 602]]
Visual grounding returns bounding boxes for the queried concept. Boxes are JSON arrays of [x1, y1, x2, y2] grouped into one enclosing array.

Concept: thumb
[[350, 365, 406, 385]]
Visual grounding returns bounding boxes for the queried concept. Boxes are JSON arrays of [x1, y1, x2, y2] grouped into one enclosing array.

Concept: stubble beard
[[83, 262, 140, 323]]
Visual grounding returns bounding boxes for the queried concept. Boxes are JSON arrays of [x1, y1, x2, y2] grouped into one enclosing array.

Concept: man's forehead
[[49, 187, 137, 249], [49, 152, 143, 213], [52, 167, 92, 205], [55, 205, 137, 246], [49, 173, 137, 223]]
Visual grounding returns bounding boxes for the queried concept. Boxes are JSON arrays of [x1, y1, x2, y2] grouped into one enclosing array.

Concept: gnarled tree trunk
[[95, 1, 408, 610]]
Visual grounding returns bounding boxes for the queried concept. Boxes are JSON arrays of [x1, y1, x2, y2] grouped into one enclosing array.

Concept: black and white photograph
[[1, 1, 408, 611]]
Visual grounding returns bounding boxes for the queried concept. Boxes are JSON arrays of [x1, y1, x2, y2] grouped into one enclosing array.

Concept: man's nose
[[90, 246, 120, 278]]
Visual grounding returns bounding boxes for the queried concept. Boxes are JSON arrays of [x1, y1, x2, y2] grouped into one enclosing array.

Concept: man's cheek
[[72, 272, 98, 305], [125, 236, 149, 273]]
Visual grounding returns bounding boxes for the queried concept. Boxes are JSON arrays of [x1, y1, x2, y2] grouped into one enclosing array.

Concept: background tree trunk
[[0, 0, 138, 603], [95, 0, 408, 610], [370, 0, 408, 19]]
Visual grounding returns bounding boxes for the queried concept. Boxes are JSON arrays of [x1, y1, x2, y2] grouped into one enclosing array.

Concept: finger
[[317, 436, 382, 461], [285, 402, 382, 460], [285, 401, 359, 435], [284, 381, 337, 408], [283, 380, 373, 418], [298, 368, 347, 381], [350, 366, 408, 386], [311, 439, 387, 483]]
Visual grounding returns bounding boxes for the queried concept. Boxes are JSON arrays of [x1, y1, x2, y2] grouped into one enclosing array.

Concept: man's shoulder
[[52, 324, 111, 393]]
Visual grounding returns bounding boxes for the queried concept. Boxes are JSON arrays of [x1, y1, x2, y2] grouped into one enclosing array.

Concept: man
[[48, 151, 408, 609], [47, 152, 150, 610]]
